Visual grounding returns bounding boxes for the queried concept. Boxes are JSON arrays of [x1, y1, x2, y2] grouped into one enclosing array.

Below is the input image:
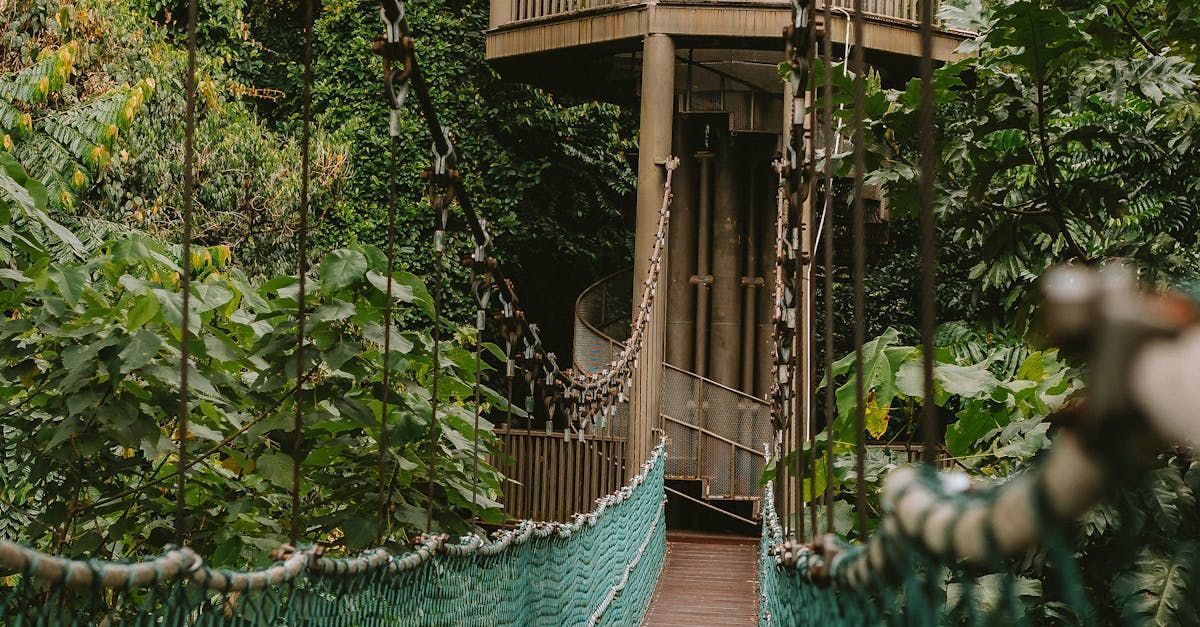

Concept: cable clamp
[[432, 127, 455, 175]]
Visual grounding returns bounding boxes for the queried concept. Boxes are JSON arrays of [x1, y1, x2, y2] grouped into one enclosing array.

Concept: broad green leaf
[[319, 248, 368, 292], [947, 574, 1041, 618], [1114, 543, 1199, 627], [945, 401, 1002, 457], [310, 299, 356, 324], [153, 289, 199, 334], [193, 284, 234, 313], [119, 329, 162, 373], [126, 291, 159, 330], [255, 452, 295, 489], [366, 271, 414, 302], [0, 153, 41, 213], [50, 265, 88, 305], [0, 268, 30, 282], [340, 515, 379, 550], [363, 321, 414, 354]]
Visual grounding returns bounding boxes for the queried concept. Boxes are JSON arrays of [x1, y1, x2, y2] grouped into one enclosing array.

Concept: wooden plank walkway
[[642, 533, 759, 626]]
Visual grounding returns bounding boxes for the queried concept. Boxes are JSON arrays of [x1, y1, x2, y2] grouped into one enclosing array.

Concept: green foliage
[[801, 5, 1200, 616], [1, 0, 351, 276], [232, 0, 636, 336], [1114, 542, 1200, 627], [819, 0, 1200, 324], [0, 164, 505, 564]]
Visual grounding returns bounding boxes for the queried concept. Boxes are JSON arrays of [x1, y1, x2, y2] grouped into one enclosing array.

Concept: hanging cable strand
[[291, 0, 315, 547], [468, 227, 492, 521], [784, 0, 817, 541], [425, 163, 454, 532], [820, 0, 836, 537], [523, 334, 537, 518], [806, 41, 820, 541], [917, 0, 938, 465], [771, 161, 789, 535], [376, 0, 409, 540], [175, 0, 199, 546], [372, 0, 672, 441], [851, 0, 868, 540]]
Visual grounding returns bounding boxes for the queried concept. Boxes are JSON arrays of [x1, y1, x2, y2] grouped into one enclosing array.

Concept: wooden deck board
[[643, 536, 759, 626]]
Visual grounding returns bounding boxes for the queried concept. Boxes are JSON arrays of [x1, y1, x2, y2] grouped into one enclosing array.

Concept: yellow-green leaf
[[865, 393, 889, 439]]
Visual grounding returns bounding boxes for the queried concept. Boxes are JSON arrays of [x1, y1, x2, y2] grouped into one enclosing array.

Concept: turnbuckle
[[373, 1, 414, 135]]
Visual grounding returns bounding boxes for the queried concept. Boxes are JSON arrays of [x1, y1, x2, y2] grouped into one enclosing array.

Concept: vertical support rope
[[291, 0, 315, 546], [470, 327, 483, 520], [378, 134, 398, 538], [523, 338, 535, 519], [917, 0, 939, 465], [377, 0, 413, 540], [851, 0, 868, 539], [469, 235, 490, 521], [175, 0, 198, 546], [806, 55, 819, 540], [794, 131, 805, 542], [820, 0, 836, 537], [426, 170, 451, 532]]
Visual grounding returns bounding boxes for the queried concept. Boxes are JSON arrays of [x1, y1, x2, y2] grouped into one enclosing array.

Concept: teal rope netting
[[756, 264, 1200, 625], [758, 463, 1094, 626], [0, 439, 666, 626]]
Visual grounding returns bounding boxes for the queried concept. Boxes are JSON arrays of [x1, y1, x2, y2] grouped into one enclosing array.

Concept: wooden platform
[[642, 533, 759, 626]]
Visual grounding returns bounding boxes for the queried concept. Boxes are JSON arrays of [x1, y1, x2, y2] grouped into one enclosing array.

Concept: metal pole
[[666, 118, 698, 371], [692, 150, 715, 379], [710, 128, 743, 390], [740, 165, 761, 395]]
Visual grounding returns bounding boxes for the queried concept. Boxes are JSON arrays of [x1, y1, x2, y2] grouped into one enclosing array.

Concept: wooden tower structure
[[486, 0, 971, 526]]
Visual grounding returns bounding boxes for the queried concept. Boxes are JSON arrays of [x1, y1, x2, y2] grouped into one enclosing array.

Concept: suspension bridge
[[3, 0, 1200, 625]]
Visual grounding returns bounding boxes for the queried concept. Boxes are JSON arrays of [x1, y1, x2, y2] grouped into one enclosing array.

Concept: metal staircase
[[575, 271, 768, 528]]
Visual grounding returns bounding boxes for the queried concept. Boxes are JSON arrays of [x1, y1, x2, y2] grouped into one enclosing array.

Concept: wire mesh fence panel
[[661, 364, 769, 499], [573, 269, 633, 375], [661, 365, 700, 477]]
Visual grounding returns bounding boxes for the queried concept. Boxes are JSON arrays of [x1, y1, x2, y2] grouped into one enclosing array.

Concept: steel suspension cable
[[291, 0, 316, 546], [175, 0, 198, 546], [851, 0, 868, 539], [426, 170, 452, 532], [821, 0, 837, 537], [784, 0, 817, 541], [771, 158, 790, 537], [806, 60, 819, 540], [917, 0, 938, 465], [469, 229, 491, 521], [377, 0, 407, 539]]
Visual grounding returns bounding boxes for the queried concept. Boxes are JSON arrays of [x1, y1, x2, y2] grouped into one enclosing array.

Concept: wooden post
[[629, 33, 676, 468], [489, 0, 512, 28]]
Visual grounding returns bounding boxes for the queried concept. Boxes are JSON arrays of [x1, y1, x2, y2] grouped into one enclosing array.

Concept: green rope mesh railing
[[758, 469, 1096, 626], [756, 264, 1200, 626], [0, 439, 667, 626]]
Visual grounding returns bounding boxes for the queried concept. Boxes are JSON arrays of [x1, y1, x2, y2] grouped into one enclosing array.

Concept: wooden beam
[[486, 1, 970, 61]]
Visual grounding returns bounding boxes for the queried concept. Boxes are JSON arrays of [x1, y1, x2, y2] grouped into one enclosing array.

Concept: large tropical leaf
[[1114, 542, 1200, 627]]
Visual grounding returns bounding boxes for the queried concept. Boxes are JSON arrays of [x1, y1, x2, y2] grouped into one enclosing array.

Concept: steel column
[[709, 128, 743, 390], [691, 150, 715, 379], [740, 157, 762, 395], [666, 118, 697, 371]]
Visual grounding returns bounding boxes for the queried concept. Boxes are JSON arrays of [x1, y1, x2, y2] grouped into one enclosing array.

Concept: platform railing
[[492, 427, 629, 521], [660, 363, 772, 500], [492, 0, 946, 29], [573, 268, 633, 376]]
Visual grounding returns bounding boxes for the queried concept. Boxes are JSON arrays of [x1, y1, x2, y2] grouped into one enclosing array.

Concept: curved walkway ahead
[[643, 532, 759, 626]]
